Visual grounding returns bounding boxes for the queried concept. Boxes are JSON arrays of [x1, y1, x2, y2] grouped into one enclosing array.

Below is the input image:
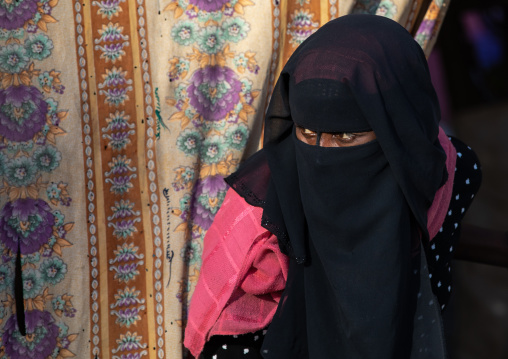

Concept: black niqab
[[226, 14, 448, 358]]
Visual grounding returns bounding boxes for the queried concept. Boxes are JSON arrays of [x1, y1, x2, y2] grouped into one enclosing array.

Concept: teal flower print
[[240, 78, 253, 93], [177, 58, 190, 75], [0, 29, 9, 41], [198, 26, 224, 55], [22, 268, 43, 299], [0, 265, 12, 292], [353, 0, 398, 19], [200, 135, 225, 164], [21, 252, 40, 266], [46, 182, 61, 203], [40, 257, 67, 285], [180, 240, 202, 266], [52, 209, 65, 226], [221, 17, 250, 43], [0, 43, 29, 74], [17, 141, 35, 153], [171, 20, 199, 46], [234, 53, 247, 68], [174, 84, 187, 103], [37, 71, 53, 89], [184, 107, 196, 121], [33, 145, 62, 172], [32, 9, 42, 22], [48, 235, 57, 247], [172, 166, 195, 192], [52, 296, 65, 312], [24, 33, 54, 61], [202, 118, 226, 133], [176, 128, 202, 156], [197, 10, 223, 23], [45, 98, 58, 114], [56, 321, 69, 337], [10, 28, 25, 40], [225, 123, 249, 150], [234, 102, 243, 113], [4, 156, 37, 187], [180, 193, 191, 212], [375, 0, 398, 19]]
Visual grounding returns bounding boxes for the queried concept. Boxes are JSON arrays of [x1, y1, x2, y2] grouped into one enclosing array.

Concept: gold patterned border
[[73, 1, 107, 358], [127, 0, 166, 357]]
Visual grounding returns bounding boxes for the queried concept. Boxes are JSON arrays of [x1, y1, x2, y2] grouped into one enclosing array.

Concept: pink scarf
[[184, 128, 456, 358]]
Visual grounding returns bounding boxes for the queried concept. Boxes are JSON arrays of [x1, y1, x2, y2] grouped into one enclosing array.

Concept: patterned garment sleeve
[[185, 188, 288, 358], [426, 137, 482, 310]]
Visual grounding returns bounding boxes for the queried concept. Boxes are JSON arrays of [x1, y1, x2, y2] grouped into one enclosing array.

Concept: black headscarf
[[226, 14, 448, 358]]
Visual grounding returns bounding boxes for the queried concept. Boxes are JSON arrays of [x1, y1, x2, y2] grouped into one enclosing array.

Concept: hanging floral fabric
[[0, 0, 448, 358]]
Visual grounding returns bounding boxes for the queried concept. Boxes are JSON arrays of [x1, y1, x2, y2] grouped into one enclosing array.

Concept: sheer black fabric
[[226, 14, 450, 359], [204, 137, 482, 359]]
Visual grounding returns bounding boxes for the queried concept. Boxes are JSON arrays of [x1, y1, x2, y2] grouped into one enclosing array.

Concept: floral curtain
[[0, 0, 448, 358]]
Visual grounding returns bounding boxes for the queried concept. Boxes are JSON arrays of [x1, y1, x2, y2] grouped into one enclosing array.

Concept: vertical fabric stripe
[[321, 0, 330, 25], [78, 1, 111, 358], [127, 0, 165, 357]]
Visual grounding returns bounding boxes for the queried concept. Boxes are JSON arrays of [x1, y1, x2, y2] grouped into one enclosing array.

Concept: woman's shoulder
[[213, 188, 265, 233], [202, 188, 267, 258]]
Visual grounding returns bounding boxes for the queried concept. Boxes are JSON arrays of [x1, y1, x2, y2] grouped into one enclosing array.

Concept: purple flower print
[[416, 19, 434, 38], [0, 199, 55, 255], [414, 19, 435, 47], [199, 174, 227, 198], [187, 65, 242, 122], [0, 0, 39, 30], [188, 0, 229, 12], [190, 176, 228, 230], [0, 85, 48, 142], [191, 201, 214, 230], [2, 310, 59, 359]]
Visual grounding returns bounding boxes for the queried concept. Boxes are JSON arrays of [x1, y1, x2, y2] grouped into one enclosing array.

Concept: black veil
[[226, 15, 448, 358]]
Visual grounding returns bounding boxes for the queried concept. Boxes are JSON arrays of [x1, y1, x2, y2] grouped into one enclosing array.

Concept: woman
[[185, 14, 481, 358]]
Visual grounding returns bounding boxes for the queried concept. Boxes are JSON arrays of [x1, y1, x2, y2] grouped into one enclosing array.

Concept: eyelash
[[333, 132, 356, 142], [298, 127, 357, 143]]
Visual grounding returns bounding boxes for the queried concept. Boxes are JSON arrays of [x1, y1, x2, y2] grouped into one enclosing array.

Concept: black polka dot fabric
[[199, 137, 481, 358], [425, 137, 481, 311], [200, 329, 267, 359]]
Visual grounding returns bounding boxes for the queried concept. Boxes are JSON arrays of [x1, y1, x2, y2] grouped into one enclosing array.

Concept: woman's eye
[[334, 132, 356, 142], [300, 127, 317, 136]]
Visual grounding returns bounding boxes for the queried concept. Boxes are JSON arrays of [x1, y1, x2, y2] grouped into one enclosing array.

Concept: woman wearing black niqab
[[186, 14, 482, 359], [228, 14, 446, 358]]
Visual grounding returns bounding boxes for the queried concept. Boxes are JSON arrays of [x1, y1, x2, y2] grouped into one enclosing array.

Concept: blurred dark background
[[428, 1, 508, 357]]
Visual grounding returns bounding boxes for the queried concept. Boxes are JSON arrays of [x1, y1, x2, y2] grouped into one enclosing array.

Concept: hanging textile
[[0, 0, 448, 358]]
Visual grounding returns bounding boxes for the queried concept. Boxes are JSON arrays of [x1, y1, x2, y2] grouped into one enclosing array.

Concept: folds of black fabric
[[260, 131, 418, 358], [226, 14, 450, 359]]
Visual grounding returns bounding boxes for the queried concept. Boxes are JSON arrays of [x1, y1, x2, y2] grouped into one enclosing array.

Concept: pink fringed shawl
[[184, 128, 456, 358]]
